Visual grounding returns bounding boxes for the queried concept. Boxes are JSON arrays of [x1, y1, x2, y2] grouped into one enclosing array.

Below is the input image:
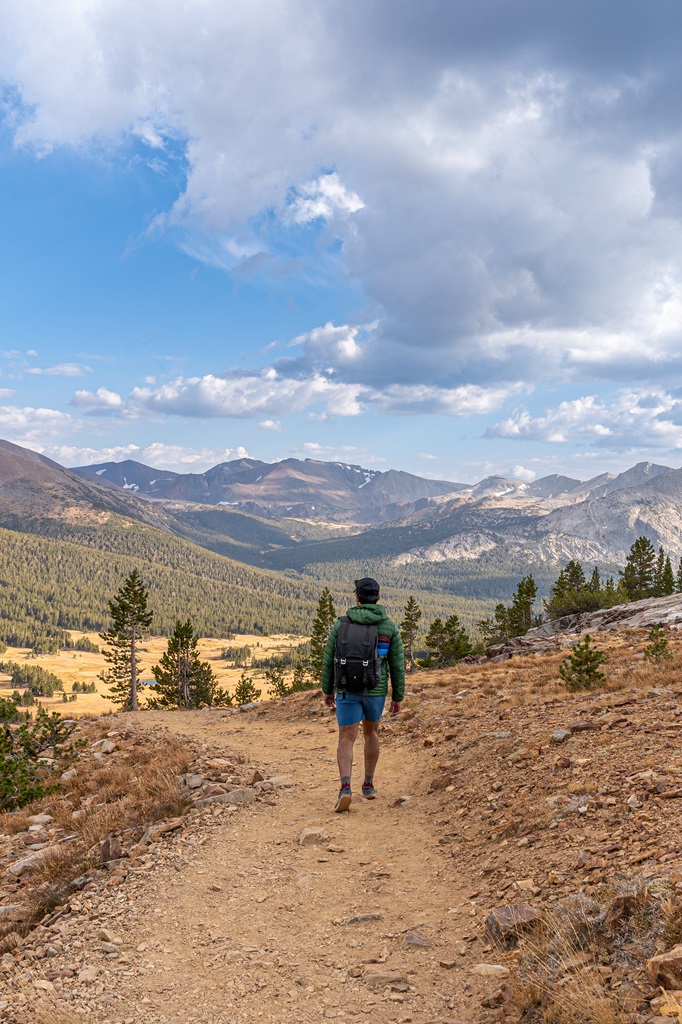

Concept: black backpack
[[333, 617, 381, 698]]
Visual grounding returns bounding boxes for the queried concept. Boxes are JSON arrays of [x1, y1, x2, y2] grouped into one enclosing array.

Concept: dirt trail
[[95, 712, 491, 1024]]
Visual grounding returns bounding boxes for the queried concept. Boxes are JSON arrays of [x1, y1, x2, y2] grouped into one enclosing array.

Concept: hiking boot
[[362, 782, 378, 800], [335, 783, 352, 812]]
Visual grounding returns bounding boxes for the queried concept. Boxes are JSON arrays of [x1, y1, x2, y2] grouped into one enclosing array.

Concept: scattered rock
[[27, 814, 53, 826], [299, 827, 329, 846], [472, 964, 510, 979], [486, 904, 542, 942], [403, 930, 432, 947], [551, 729, 572, 743], [8, 849, 52, 877], [647, 945, 682, 988], [101, 835, 124, 862], [265, 775, 295, 788], [604, 894, 643, 929], [78, 966, 99, 983], [186, 773, 204, 789]]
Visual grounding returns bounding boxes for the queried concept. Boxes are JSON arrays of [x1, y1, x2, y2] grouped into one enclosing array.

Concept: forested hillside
[[0, 523, 318, 644], [0, 519, 495, 646]]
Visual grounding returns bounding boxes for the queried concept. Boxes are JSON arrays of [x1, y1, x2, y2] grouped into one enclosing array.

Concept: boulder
[[486, 904, 541, 942], [647, 946, 682, 989]]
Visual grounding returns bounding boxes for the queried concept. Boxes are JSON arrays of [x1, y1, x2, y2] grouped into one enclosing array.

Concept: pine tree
[[99, 570, 152, 710], [643, 624, 673, 663], [422, 616, 472, 668], [422, 617, 446, 668], [559, 634, 608, 690], [588, 566, 601, 593], [477, 603, 512, 647], [620, 537, 657, 601], [677, 557, 682, 594], [662, 556, 675, 596], [309, 587, 337, 681], [234, 671, 262, 705], [400, 596, 422, 673], [654, 547, 666, 597], [508, 575, 538, 636], [148, 619, 224, 709], [265, 659, 289, 698], [442, 615, 473, 664]]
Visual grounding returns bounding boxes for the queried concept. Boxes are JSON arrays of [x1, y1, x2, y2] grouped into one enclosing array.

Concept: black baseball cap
[[354, 577, 380, 602]]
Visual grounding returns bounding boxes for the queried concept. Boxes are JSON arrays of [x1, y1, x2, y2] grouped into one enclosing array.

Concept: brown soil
[[97, 708, 491, 1023]]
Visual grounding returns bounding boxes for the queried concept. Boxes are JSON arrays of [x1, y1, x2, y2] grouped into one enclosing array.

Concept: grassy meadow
[[0, 630, 308, 716]]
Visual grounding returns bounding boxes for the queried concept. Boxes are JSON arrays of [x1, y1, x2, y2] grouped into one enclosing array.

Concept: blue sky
[[2, 0, 682, 484]]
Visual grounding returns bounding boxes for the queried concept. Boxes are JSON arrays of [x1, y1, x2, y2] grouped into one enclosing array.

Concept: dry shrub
[[32, 1011, 86, 1024], [661, 897, 682, 948], [506, 903, 623, 1024], [0, 732, 190, 947]]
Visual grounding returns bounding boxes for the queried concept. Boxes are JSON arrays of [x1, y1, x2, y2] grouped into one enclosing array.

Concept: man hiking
[[321, 577, 405, 812]]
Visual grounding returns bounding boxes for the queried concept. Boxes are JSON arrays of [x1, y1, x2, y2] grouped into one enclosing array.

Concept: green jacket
[[321, 604, 405, 702]]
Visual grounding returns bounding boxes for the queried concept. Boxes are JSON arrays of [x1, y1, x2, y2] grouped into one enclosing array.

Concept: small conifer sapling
[[643, 624, 673, 663], [559, 634, 608, 690]]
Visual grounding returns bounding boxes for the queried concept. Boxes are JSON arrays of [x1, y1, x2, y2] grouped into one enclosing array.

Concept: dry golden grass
[[661, 897, 682, 948], [0, 629, 307, 717], [504, 906, 626, 1024], [0, 730, 191, 947]]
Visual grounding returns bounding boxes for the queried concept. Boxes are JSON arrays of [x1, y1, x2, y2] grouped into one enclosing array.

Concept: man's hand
[[323, 693, 336, 709], [389, 700, 402, 717]]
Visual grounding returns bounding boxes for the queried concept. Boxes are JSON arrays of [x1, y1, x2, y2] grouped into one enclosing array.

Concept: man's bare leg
[[362, 719, 380, 793], [337, 722, 360, 783]]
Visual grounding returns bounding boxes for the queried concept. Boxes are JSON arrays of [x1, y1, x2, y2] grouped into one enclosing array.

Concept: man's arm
[[387, 624, 405, 713], [321, 620, 339, 701]]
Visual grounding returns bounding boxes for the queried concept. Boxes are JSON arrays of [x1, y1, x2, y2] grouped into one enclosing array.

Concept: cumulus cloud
[[69, 359, 521, 423], [0, 404, 77, 443], [487, 389, 682, 448], [510, 465, 536, 481], [70, 387, 125, 415], [0, 388, 16, 399], [288, 172, 364, 225], [44, 442, 250, 474], [128, 371, 365, 419], [3, 0, 682, 396]]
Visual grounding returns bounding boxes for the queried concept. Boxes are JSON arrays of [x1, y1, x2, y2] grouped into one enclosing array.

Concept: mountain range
[[3, 437, 682, 636], [73, 456, 462, 524], [70, 451, 682, 568]]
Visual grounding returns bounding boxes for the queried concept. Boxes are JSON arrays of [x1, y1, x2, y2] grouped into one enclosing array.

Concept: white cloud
[[372, 383, 522, 416], [418, 452, 438, 460], [70, 387, 125, 415], [288, 172, 364, 225], [487, 389, 682, 448], [25, 363, 91, 377], [127, 371, 365, 419], [258, 419, 281, 431], [44, 442, 250, 474], [0, 404, 77, 443], [510, 464, 536, 481], [4, 1, 682, 398], [0, 388, 16, 399], [3, 3, 679, 407]]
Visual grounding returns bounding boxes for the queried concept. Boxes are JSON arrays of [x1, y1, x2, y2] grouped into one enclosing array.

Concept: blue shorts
[[335, 692, 386, 727]]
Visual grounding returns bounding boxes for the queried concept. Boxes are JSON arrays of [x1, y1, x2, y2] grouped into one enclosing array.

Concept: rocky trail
[[9, 623, 682, 1023], [3, 709, 494, 1024]]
